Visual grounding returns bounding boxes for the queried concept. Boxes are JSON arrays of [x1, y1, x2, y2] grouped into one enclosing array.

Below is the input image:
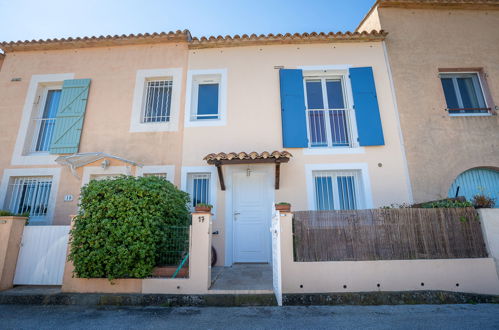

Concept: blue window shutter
[[279, 69, 308, 148], [49, 79, 91, 154], [349, 67, 384, 146]]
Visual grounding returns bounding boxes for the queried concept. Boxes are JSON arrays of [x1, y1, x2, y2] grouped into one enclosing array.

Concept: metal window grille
[[7, 177, 53, 217], [144, 173, 168, 179], [187, 173, 210, 208], [142, 80, 172, 123], [304, 78, 355, 148], [313, 171, 361, 211]]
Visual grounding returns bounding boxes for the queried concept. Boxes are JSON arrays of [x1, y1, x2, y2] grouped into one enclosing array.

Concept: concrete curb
[[0, 290, 497, 307]]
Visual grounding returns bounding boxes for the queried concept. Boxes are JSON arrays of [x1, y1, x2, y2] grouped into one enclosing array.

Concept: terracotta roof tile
[[379, 0, 499, 4], [204, 151, 293, 162], [0, 30, 191, 52], [189, 30, 387, 49]]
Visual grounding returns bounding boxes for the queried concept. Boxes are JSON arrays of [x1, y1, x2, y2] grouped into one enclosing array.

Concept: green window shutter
[[49, 79, 91, 154]]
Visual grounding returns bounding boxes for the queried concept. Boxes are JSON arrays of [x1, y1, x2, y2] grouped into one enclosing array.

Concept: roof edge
[[189, 30, 387, 50], [0, 30, 191, 53], [356, 0, 499, 32]]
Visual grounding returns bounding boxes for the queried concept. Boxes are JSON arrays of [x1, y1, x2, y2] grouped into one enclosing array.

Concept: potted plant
[[195, 203, 213, 212], [472, 194, 496, 209], [0, 210, 29, 225], [275, 202, 291, 212]]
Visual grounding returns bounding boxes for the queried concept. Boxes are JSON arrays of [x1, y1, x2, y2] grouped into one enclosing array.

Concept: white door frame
[[224, 164, 274, 266]]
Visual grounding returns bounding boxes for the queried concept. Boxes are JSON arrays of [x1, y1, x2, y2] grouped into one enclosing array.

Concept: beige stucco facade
[[185, 41, 412, 265], [0, 34, 412, 267], [0, 41, 189, 225], [358, 3, 499, 202]]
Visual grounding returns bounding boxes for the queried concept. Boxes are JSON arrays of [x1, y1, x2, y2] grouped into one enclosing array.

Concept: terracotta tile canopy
[[203, 151, 293, 191]]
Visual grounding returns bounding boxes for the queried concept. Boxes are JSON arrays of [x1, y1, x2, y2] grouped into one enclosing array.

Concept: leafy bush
[[472, 194, 496, 208], [0, 210, 29, 217], [0, 210, 15, 216], [68, 175, 190, 280], [420, 200, 473, 209]]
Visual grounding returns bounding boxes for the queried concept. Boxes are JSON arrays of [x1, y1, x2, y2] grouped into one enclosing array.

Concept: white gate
[[271, 211, 282, 306], [14, 226, 70, 285]]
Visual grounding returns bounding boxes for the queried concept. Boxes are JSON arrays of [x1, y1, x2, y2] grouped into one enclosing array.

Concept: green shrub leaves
[[68, 176, 190, 280]]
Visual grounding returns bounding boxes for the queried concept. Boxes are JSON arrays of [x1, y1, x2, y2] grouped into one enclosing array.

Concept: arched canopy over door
[[448, 168, 499, 207]]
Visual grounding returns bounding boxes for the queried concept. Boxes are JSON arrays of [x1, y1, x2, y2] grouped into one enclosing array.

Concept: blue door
[[448, 168, 499, 207]]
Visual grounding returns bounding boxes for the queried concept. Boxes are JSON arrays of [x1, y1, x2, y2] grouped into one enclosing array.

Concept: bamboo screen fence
[[293, 208, 487, 262]]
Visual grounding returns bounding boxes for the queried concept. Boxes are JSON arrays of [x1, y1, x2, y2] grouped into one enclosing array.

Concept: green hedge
[[68, 175, 190, 280]]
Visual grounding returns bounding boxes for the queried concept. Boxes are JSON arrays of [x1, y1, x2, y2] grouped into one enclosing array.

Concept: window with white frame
[[5, 177, 53, 219], [313, 170, 363, 210], [29, 85, 62, 153], [190, 75, 221, 121], [440, 72, 489, 114], [130, 68, 181, 133], [142, 79, 172, 123], [186, 173, 211, 209], [304, 75, 357, 148]]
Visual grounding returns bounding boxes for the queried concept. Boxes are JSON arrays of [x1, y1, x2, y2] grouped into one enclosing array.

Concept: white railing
[[8, 177, 52, 217], [306, 108, 356, 148], [31, 118, 56, 152]]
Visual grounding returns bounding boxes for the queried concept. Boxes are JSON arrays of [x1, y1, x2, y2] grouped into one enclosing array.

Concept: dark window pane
[[457, 77, 481, 109], [326, 80, 345, 109], [197, 83, 219, 120], [42, 90, 61, 119], [440, 78, 459, 109], [306, 80, 324, 109]]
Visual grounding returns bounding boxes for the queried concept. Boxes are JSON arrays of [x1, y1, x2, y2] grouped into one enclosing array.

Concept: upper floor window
[[191, 75, 220, 121], [185, 69, 227, 128], [440, 72, 489, 115], [130, 68, 182, 132], [304, 75, 357, 148], [142, 79, 172, 123], [32, 87, 61, 152], [313, 170, 362, 210], [5, 176, 53, 220]]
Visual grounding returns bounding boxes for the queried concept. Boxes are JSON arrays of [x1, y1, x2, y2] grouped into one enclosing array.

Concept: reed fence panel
[[293, 208, 487, 262]]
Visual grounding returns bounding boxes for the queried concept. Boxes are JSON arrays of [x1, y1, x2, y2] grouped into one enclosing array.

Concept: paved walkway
[[1, 304, 498, 329], [211, 264, 272, 291]]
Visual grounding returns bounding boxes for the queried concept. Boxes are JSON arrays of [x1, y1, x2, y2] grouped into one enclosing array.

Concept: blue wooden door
[[448, 168, 499, 208]]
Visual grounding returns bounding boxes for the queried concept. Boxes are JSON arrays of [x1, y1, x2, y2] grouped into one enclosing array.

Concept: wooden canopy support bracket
[[275, 162, 281, 190], [214, 161, 226, 191], [207, 157, 290, 191]]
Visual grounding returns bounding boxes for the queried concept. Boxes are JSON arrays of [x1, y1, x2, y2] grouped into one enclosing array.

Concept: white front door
[[233, 169, 272, 263]]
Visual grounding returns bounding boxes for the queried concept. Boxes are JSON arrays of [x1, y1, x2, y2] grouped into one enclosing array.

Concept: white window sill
[[129, 121, 177, 132], [448, 113, 493, 117], [12, 154, 58, 166], [185, 118, 226, 128], [303, 147, 365, 155]]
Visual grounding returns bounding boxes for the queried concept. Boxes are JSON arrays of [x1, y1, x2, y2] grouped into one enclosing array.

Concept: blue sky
[[0, 0, 375, 42]]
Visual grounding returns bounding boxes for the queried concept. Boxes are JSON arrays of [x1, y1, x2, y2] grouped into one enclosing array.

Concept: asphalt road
[[1, 304, 498, 329]]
